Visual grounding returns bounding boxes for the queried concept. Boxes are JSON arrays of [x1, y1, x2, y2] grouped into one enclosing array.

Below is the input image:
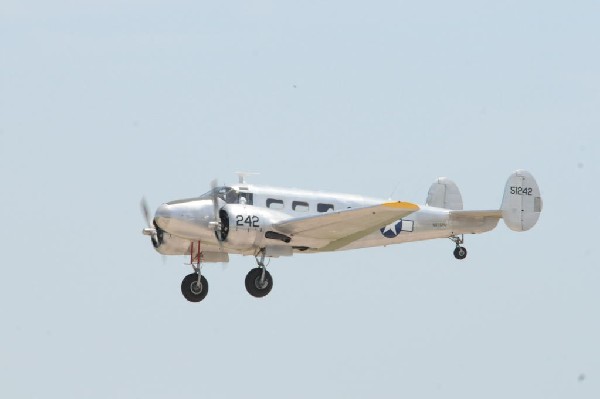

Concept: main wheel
[[181, 273, 209, 302], [245, 268, 273, 298], [453, 246, 467, 260]]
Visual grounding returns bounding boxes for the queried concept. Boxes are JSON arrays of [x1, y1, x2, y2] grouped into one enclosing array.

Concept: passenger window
[[292, 201, 309, 212], [266, 198, 284, 209], [317, 203, 334, 213]]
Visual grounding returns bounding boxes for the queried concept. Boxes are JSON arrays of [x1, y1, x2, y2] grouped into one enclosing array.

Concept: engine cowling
[[220, 204, 290, 251], [220, 204, 280, 250]]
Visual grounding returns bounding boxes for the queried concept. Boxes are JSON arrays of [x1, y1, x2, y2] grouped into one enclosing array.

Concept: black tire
[[245, 268, 273, 298], [181, 273, 209, 302], [453, 246, 467, 260]]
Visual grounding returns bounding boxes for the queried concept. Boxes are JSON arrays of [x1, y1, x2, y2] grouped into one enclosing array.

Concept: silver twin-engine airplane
[[141, 170, 543, 302]]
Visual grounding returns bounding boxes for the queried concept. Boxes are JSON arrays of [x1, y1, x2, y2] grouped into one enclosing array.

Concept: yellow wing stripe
[[383, 201, 420, 210]]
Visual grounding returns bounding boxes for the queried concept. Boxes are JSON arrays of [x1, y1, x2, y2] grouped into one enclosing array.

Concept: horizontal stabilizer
[[451, 210, 502, 219], [449, 210, 502, 234]]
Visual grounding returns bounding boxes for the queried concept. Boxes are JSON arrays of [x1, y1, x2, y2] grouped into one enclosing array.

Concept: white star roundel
[[380, 219, 403, 238]]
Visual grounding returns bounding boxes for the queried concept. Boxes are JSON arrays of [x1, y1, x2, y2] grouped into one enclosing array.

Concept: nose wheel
[[450, 235, 467, 260]]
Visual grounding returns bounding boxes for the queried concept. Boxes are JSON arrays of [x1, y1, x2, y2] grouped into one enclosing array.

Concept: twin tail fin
[[500, 170, 543, 231], [430, 170, 543, 232]]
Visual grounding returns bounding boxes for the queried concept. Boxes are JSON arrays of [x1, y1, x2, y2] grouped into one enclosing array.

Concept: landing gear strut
[[245, 249, 273, 298], [181, 241, 209, 302], [450, 235, 467, 260]]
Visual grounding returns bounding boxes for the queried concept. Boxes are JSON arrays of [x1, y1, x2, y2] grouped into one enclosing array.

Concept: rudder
[[501, 170, 543, 231], [426, 177, 463, 210]]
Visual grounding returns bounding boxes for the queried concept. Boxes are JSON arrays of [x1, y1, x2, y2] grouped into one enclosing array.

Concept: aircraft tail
[[426, 177, 463, 210], [500, 170, 543, 231]]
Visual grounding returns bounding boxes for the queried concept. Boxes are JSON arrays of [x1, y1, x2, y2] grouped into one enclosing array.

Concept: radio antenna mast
[[235, 171, 259, 184]]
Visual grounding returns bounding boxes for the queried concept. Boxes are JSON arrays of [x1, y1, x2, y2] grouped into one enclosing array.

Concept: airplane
[[141, 170, 543, 303]]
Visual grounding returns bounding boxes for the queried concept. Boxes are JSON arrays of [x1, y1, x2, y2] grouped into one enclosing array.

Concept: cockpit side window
[[223, 188, 238, 204], [198, 186, 236, 203], [238, 192, 253, 205]]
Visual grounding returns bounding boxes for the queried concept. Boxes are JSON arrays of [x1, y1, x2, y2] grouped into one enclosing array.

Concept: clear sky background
[[1, 1, 598, 398]]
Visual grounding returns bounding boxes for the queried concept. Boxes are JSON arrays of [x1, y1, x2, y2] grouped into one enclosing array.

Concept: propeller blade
[[140, 197, 152, 228], [210, 179, 219, 221], [140, 197, 161, 249], [209, 179, 221, 228], [209, 179, 225, 248]]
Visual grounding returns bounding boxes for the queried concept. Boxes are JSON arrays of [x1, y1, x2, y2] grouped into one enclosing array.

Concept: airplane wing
[[272, 202, 419, 251]]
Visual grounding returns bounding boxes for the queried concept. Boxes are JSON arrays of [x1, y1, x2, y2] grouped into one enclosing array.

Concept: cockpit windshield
[[198, 186, 238, 204]]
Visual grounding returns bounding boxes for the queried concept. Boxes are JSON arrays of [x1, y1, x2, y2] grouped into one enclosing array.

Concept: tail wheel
[[181, 273, 209, 302], [245, 268, 273, 298]]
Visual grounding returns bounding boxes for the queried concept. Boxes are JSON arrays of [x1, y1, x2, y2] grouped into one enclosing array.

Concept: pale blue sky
[[1, 1, 598, 398]]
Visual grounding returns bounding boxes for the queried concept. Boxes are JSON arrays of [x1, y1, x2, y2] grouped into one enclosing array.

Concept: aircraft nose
[[154, 203, 171, 230]]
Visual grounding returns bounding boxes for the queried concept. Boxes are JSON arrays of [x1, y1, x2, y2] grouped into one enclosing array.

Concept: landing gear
[[181, 273, 209, 302], [245, 268, 273, 297], [179, 243, 275, 301], [245, 250, 273, 298], [453, 246, 467, 260], [181, 241, 209, 303], [450, 234, 467, 260]]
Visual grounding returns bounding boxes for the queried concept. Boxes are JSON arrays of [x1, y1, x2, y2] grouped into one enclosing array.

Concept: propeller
[[209, 179, 220, 229], [208, 179, 226, 243], [208, 180, 229, 273], [140, 197, 159, 248]]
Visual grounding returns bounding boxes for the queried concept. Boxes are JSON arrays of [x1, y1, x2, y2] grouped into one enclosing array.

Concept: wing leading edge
[[272, 202, 419, 251]]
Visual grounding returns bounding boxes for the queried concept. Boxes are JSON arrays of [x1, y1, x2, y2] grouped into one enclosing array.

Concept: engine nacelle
[[220, 204, 283, 250], [154, 231, 194, 255]]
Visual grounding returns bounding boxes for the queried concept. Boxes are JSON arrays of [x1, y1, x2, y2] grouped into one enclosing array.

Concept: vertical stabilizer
[[426, 177, 463, 210], [501, 170, 543, 231]]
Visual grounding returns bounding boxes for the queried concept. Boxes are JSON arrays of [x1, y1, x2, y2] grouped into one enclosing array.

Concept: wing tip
[[383, 201, 420, 210]]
